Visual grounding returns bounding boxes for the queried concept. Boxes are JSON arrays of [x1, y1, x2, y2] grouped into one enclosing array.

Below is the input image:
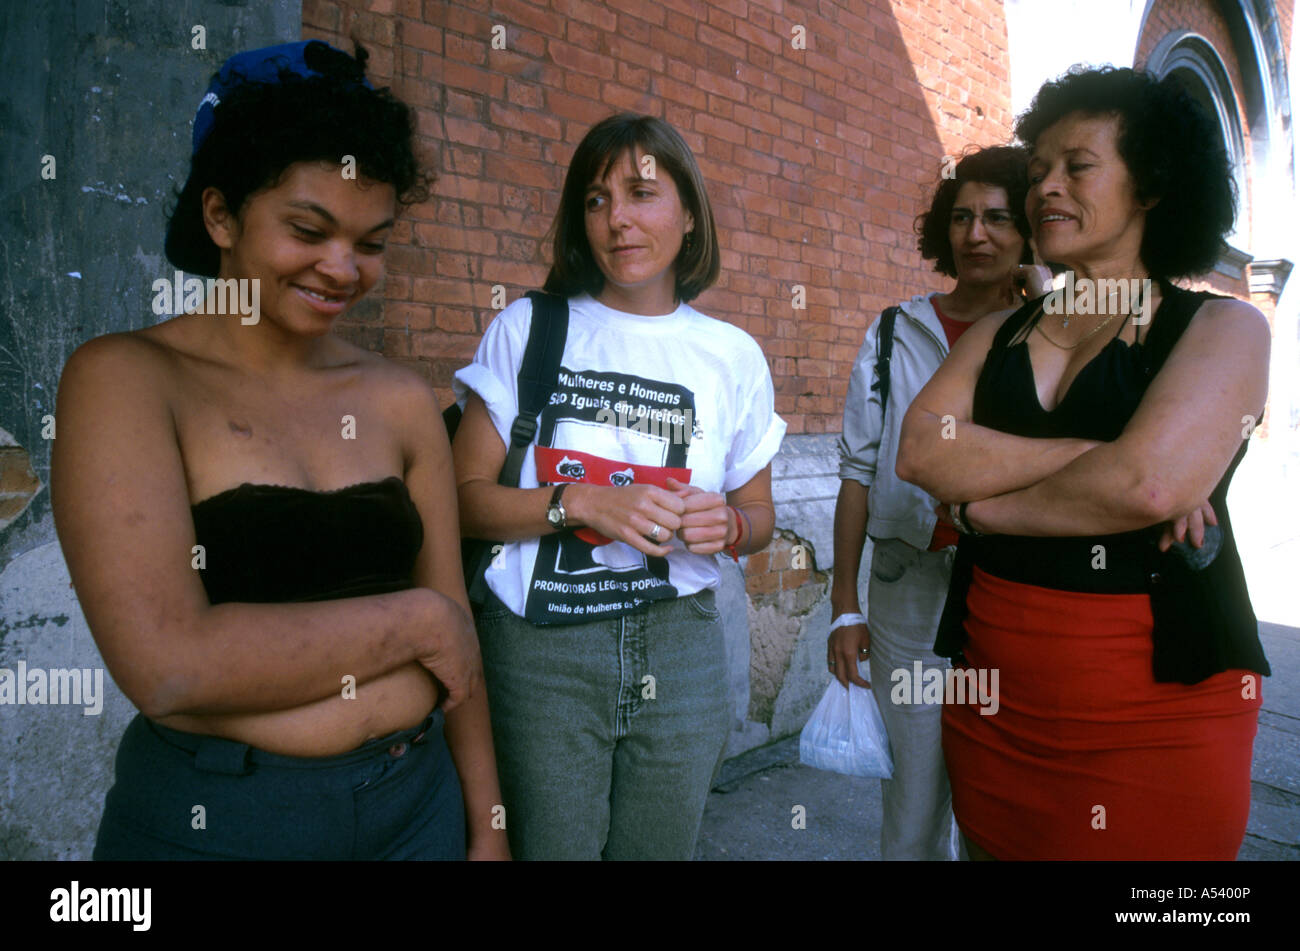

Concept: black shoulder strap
[[870, 306, 900, 418], [1001, 294, 1046, 349], [498, 290, 569, 488], [1140, 284, 1221, 380]]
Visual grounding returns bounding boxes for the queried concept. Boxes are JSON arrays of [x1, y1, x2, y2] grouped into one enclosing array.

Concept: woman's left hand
[[1011, 264, 1054, 301], [1157, 499, 1217, 552], [666, 476, 733, 554]]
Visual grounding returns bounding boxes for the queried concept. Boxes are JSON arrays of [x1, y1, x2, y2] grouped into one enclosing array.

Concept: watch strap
[[548, 483, 569, 528]]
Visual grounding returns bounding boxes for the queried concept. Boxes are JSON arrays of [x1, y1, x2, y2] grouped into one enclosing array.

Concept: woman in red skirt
[[896, 66, 1271, 860]]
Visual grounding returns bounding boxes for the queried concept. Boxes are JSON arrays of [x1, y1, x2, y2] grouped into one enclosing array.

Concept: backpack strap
[[464, 290, 569, 608], [498, 290, 569, 488], [870, 306, 901, 419]]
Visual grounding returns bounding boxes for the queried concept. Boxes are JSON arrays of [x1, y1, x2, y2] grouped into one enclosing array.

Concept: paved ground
[[696, 437, 1300, 861]]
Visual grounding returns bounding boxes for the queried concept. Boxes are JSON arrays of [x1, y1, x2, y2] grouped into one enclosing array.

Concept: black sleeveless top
[[190, 477, 424, 604], [934, 284, 1270, 684]]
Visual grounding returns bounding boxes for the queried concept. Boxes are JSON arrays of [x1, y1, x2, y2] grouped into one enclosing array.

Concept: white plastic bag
[[798, 665, 894, 779]]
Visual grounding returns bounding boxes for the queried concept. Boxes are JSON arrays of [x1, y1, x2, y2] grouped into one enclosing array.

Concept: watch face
[[547, 506, 562, 527]]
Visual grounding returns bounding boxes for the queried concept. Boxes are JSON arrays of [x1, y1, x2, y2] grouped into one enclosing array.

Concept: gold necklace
[[1037, 279, 1144, 350], [1035, 308, 1123, 350]]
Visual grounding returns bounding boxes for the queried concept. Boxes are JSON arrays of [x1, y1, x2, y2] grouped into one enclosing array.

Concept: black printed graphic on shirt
[[525, 366, 700, 624]]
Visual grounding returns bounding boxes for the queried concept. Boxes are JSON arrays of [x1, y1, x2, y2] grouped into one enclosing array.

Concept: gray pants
[[477, 589, 731, 860], [867, 537, 961, 860]]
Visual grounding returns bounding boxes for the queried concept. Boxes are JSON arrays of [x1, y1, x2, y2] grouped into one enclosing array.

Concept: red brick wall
[[745, 533, 814, 597], [1276, 0, 1294, 53], [1135, 0, 1255, 301], [303, 0, 1014, 433], [1134, 0, 1287, 439]]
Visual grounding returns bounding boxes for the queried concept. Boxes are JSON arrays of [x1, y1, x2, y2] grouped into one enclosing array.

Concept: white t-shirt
[[453, 292, 786, 624]]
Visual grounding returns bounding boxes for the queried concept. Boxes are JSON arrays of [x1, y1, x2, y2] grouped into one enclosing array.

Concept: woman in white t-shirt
[[452, 114, 785, 860]]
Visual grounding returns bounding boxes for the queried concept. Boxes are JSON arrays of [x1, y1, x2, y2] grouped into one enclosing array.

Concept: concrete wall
[[0, 0, 300, 860], [721, 431, 882, 761]]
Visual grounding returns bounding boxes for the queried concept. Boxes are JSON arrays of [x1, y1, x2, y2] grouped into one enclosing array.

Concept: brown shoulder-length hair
[[543, 113, 720, 303]]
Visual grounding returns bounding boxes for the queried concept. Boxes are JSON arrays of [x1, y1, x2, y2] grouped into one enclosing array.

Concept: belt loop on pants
[[193, 735, 253, 776]]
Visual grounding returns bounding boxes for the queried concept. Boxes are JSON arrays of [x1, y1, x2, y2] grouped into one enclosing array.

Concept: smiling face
[[948, 181, 1026, 288], [203, 161, 396, 334], [1027, 112, 1154, 275], [583, 149, 694, 315]]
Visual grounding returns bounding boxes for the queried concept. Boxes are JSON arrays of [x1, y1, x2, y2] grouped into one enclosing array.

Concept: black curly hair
[[165, 41, 429, 277], [915, 146, 1033, 279], [1014, 66, 1236, 280]]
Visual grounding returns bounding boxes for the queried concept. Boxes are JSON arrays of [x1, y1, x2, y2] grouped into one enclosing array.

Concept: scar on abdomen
[[228, 419, 252, 438]]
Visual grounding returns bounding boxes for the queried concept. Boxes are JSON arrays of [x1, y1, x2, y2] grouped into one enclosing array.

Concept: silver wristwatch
[[546, 484, 569, 529]]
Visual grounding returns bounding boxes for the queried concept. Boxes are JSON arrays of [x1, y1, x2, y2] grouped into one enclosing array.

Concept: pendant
[[1062, 313, 1070, 329]]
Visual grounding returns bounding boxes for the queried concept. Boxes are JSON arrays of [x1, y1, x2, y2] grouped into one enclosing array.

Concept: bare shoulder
[[948, 302, 1022, 358], [972, 303, 1023, 334], [981, 303, 1023, 325], [340, 344, 445, 435], [1192, 296, 1270, 336], [58, 330, 176, 404], [1174, 296, 1271, 362]]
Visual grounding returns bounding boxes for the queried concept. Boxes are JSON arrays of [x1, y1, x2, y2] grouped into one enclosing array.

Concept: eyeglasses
[[950, 209, 1017, 231]]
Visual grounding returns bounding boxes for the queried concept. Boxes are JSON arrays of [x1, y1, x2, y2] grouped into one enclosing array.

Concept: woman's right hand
[[414, 592, 483, 713], [827, 622, 872, 689], [565, 483, 687, 557]]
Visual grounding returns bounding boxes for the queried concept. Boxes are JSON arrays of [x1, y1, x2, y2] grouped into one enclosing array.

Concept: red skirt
[[942, 565, 1261, 860]]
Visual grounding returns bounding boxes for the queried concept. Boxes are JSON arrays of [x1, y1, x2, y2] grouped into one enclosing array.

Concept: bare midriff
[[155, 663, 440, 757]]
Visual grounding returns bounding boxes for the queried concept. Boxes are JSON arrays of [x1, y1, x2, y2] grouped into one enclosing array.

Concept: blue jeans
[[477, 589, 730, 859], [93, 711, 464, 860]]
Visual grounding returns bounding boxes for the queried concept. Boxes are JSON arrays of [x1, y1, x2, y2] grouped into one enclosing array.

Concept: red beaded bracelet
[[724, 505, 744, 562]]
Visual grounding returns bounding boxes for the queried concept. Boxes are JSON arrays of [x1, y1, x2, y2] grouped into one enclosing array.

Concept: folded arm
[[51, 336, 468, 719], [965, 299, 1270, 536], [895, 307, 1101, 501]]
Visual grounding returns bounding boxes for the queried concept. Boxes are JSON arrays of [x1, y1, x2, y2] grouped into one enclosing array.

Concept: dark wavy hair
[[165, 42, 429, 277], [543, 114, 720, 303], [1015, 66, 1236, 280], [915, 146, 1033, 278]]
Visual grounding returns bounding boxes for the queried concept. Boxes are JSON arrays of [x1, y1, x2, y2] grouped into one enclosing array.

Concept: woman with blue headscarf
[[52, 41, 506, 860]]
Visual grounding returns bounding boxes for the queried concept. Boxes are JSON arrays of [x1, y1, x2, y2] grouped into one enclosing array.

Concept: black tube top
[[190, 477, 424, 604]]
